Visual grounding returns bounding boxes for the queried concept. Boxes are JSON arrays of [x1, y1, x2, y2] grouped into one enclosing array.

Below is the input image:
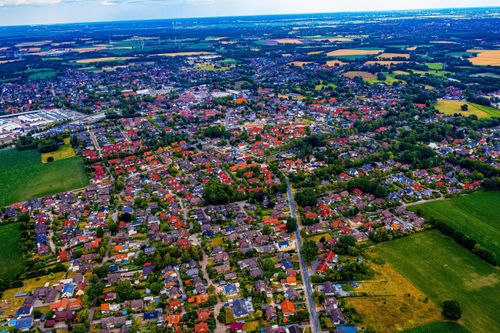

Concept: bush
[[442, 300, 461, 320], [47, 156, 54, 162]]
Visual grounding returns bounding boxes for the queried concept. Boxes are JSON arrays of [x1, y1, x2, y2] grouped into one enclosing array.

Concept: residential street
[[286, 177, 321, 333]]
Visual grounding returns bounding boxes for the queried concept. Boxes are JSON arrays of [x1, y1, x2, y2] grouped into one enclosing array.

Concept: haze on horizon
[[0, 0, 498, 26]]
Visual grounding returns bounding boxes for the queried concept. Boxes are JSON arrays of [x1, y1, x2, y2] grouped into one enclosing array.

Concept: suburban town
[[0, 5, 498, 333]]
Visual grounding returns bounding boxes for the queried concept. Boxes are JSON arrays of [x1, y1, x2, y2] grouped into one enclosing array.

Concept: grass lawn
[[365, 72, 402, 85], [0, 223, 24, 281], [28, 70, 57, 80], [40, 137, 76, 163], [436, 99, 500, 118], [425, 63, 444, 70], [375, 230, 500, 333], [409, 191, 500, 262], [403, 321, 470, 333], [0, 149, 88, 206]]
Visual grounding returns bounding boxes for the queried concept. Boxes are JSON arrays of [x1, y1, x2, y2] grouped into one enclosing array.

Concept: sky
[[0, 0, 498, 26]]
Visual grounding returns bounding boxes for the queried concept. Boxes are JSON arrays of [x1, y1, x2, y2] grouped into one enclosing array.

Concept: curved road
[[285, 177, 321, 333]]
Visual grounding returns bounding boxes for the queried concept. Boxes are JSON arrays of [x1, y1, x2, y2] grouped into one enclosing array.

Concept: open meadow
[[0, 223, 24, 282], [40, 137, 76, 163], [403, 322, 470, 333], [435, 99, 500, 118], [409, 191, 500, 262], [346, 261, 441, 333], [375, 230, 500, 333], [0, 149, 88, 206]]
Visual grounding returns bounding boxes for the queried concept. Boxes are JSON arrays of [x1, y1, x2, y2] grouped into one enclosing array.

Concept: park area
[[375, 230, 500, 333], [0, 223, 24, 282], [0, 149, 88, 206], [435, 99, 500, 118], [409, 191, 500, 263]]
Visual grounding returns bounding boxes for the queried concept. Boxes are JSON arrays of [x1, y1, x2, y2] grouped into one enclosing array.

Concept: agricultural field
[[435, 99, 500, 118], [0, 149, 88, 206], [377, 53, 410, 59], [40, 137, 76, 163], [0, 223, 24, 282], [403, 322, 470, 333], [156, 52, 216, 57], [409, 191, 500, 262], [275, 38, 303, 44], [343, 71, 376, 80], [74, 57, 135, 64], [466, 49, 500, 66], [375, 230, 500, 333], [289, 61, 313, 68], [327, 48, 383, 58], [346, 261, 441, 333]]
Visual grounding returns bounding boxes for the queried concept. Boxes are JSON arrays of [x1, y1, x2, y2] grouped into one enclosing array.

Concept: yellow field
[[466, 49, 500, 66], [308, 51, 324, 55], [406, 46, 417, 51], [436, 99, 500, 118], [346, 261, 441, 333], [275, 38, 303, 44], [327, 49, 383, 57], [75, 57, 134, 64], [378, 53, 410, 59], [344, 71, 376, 79], [156, 52, 216, 57], [325, 60, 347, 67], [289, 61, 313, 68], [41, 138, 76, 163]]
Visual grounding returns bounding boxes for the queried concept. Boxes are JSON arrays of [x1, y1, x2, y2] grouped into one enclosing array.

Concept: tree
[[461, 104, 469, 111], [442, 300, 461, 320], [301, 240, 318, 264], [286, 218, 298, 233], [295, 188, 318, 207], [95, 226, 104, 238], [262, 225, 273, 236]]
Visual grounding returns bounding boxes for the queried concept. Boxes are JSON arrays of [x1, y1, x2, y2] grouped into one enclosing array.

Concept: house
[[231, 298, 250, 318], [143, 311, 159, 321], [224, 284, 238, 296], [194, 322, 209, 333], [281, 299, 296, 316], [15, 306, 32, 318], [15, 317, 33, 332]]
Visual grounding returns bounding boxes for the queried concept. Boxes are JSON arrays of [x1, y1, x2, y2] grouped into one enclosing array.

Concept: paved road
[[285, 177, 321, 333], [87, 126, 102, 158]]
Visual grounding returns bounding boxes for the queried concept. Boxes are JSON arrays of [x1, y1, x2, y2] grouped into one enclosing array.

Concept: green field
[[0, 149, 88, 206], [409, 192, 500, 262], [0, 223, 25, 281], [403, 322, 470, 333], [436, 99, 500, 118], [376, 231, 500, 333]]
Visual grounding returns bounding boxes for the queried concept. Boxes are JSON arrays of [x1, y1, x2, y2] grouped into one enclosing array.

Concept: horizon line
[[0, 5, 499, 29]]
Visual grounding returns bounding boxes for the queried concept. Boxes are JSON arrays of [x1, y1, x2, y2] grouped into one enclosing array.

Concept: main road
[[285, 177, 321, 333]]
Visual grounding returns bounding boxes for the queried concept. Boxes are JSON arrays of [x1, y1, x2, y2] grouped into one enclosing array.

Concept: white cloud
[[0, 0, 61, 5]]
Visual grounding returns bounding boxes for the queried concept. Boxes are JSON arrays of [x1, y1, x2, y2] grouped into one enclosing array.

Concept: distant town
[[0, 7, 498, 333]]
